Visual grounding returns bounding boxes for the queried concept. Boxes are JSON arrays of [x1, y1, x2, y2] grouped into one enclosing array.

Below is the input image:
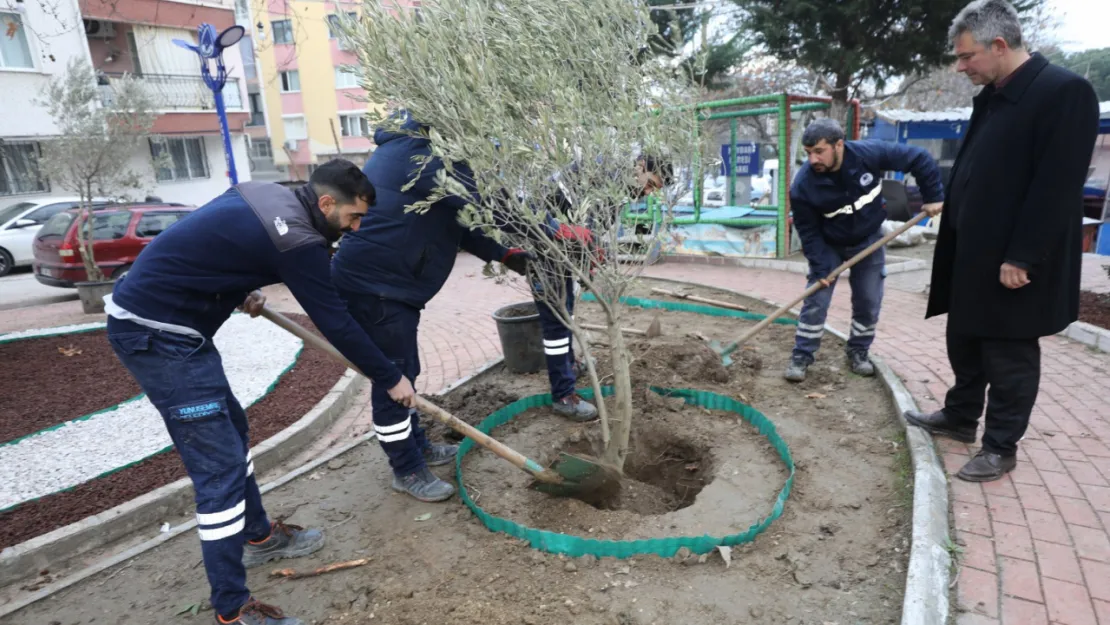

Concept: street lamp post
[[174, 23, 246, 185]]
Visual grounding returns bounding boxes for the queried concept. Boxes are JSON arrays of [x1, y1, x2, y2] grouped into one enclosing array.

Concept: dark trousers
[[106, 317, 270, 620], [943, 330, 1041, 457], [534, 277, 577, 401], [340, 292, 429, 476]]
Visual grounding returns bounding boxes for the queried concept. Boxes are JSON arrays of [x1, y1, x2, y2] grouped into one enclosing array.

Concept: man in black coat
[[904, 0, 1100, 482]]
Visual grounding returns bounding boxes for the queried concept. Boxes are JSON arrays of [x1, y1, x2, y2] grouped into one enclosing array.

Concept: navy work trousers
[[106, 317, 270, 620], [533, 275, 577, 401]]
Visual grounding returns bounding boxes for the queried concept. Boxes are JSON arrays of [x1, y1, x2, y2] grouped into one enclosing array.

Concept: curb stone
[[0, 369, 367, 589], [662, 253, 928, 276], [644, 275, 951, 625], [1058, 319, 1110, 353]]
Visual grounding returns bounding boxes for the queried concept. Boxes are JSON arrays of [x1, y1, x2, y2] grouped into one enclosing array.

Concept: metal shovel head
[[530, 451, 623, 501], [706, 339, 735, 367]]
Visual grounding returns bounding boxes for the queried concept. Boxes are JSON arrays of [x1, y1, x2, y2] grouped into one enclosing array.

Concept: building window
[[0, 12, 34, 69], [279, 70, 300, 92], [248, 93, 265, 126], [0, 141, 48, 196], [283, 117, 307, 140], [327, 13, 357, 48], [339, 113, 369, 138], [250, 139, 273, 158], [240, 35, 257, 80], [271, 19, 293, 45], [335, 67, 359, 89], [150, 137, 210, 182]]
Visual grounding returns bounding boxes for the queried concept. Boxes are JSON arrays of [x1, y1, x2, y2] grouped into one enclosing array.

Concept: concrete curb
[[661, 253, 928, 276], [0, 369, 367, 589], [1058, 320, 1110, 353], [644, 275, 951, 625]]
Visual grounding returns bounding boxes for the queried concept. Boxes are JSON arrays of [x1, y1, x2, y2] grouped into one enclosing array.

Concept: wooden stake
[[270, 558, 371, 580], [651, 288, 749, 312]]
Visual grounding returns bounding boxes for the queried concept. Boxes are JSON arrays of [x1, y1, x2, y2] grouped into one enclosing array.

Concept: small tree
[[336, 0, 699, 469], [37, 60, 157, 283]]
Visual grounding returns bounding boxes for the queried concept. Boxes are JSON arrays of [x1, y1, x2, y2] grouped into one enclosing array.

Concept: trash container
[[492, 301, 545, 374]]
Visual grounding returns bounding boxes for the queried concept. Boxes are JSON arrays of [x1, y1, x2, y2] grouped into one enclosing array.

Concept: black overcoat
[[926, 53, 1101, 339]]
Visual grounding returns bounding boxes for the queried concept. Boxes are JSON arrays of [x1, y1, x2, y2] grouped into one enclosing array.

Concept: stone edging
[[644, 275, 951, 625], [1059, 320, 1110, 353], [0, 369, 367, 589], [662, 253, 928, 276]]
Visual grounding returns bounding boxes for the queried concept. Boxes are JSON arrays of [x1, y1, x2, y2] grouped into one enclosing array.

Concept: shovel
[[259, 307, 619, 496], [709, 212, 928, 366]]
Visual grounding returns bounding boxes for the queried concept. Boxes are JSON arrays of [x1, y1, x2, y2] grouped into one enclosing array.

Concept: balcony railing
[[97, 73, 244, 112]]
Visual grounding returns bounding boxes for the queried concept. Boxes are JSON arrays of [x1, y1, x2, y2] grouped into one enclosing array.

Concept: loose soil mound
[[0, 330, 141, 444], [0, 314, 345, 550], [1079, 290, 1110, 329]]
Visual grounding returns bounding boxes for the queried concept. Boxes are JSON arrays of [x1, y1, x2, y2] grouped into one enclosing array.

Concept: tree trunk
[[78, 187, 105, 283], [601, 313, 635, 470], [828, 71, 852, 129]]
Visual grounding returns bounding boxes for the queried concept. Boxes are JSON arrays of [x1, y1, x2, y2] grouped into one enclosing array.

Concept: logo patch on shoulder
[[860, 173, 874, 186], [273, 216, 289, 236]]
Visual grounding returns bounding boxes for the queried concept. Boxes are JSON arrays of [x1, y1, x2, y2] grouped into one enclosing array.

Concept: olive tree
[[335, 0, 698, 469], [37, 60, 157, 282]]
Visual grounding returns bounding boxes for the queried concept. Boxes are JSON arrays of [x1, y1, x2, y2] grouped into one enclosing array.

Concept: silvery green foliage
[[37, 59, 158, 282]]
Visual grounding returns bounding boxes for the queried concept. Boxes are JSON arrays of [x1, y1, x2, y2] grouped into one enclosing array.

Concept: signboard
[[720, 141, 760, 177]]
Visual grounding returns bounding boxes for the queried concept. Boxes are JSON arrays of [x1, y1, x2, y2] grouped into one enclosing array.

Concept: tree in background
[[336, 0, 698, 469], [1046, 48, 1110, 101], [646, 0, 752, 90], [36, 60, 157, 283]]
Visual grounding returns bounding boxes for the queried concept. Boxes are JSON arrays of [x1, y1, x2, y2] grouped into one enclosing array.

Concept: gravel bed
[[0, 315, 302, 510], [0, 322, 106, 342]]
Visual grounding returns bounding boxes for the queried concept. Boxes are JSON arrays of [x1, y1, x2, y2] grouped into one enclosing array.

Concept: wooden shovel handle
[[258, 307, 562, 484], [718, 212, 928, 358], [651, 288, 749, 312]]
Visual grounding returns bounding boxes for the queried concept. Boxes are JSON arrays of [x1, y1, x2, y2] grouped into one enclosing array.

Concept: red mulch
[[1078, 291, 1110, 330], [0, 314, 346, 550], [0, 329, 141, 444]]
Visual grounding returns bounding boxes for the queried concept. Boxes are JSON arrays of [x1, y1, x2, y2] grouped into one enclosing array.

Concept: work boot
[[423, 442, 459, 467], [242, 521, 325, 568], [903, 410, 977, 444], [848, 351, 876, 377], [783, 356, 809, 383], [392, 466, 455, 502], [552, 394, 599, 422], [956, 450, 1017, 482], [216, 599, 303, 625]]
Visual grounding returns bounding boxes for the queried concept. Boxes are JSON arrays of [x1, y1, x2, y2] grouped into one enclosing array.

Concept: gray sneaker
[[849, 351, 875, 377], [215, 599, 303, 625], [552, 394, 599, 422], [423, 443, 459, 467], [242, 521, 325, 568], [392, 466, 455, 502], [784, 356, 809, 382]]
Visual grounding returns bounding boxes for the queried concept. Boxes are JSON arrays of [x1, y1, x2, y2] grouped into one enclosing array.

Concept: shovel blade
[[528, 452, 622, 501], [706, 339, 735, 367]]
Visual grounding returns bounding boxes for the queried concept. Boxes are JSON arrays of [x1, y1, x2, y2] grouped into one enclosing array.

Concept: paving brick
[[1056, 496, 1105, 529], [957, 614, 1000, 625], [990, 493, 1031, 526], [1025, 509, 1072, 545], [1067, 460, 1110, 487], [983, 476, 1020, 498], [959, 567, 1001, 618], [1093, 457, 1110, 483], [1034, 540, 1084, 584], [1000, 556, 1042, 602], [1042, 470, 1087, 499], [1081, 559, 1110, 602], [1015, 484, 1059, 514], [1058, 449, 1092, 462], [1075, 438, 1110, 459], [960, 530, 999, 573], [1001, 596, 1050, 625], [1043, 578, 1099, 625], [1083, 484, 1110, 513], [1028, 449, 1067, 473], [994, 522, 1036, 561], [1096, 599, 1110, 625], [953, 478, 988, 505], [947, 451, 973, 474], [958, 500, 995, 537], [1012, 463, 1046, 486], [1070, 525, 1110, 563]]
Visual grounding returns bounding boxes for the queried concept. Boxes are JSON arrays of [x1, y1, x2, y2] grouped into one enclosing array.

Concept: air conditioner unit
[[283, 139, 298, 152], [84, 20, 117, 39]]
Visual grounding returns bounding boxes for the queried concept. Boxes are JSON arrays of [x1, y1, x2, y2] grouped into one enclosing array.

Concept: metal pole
[[728, 118, 737, 206], [778, 93, 790, 258], [213, 86, 239, 185]]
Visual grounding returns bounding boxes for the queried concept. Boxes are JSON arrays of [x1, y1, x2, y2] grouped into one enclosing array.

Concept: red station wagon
[[32, 203, 195, 287]]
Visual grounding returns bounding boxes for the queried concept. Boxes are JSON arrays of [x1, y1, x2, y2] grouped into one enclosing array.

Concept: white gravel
[[0, 314, 303, 510], [0, 322, 107, 343]]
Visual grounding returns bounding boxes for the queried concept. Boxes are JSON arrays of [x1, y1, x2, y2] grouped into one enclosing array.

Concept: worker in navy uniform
[[104, 160, 411, 625], [785, 118, 945, 382], [904, 0, 1100, 482], [330, 112, 534, 503]]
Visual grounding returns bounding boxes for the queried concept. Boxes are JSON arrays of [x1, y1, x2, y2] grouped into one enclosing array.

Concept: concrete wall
[[116, 134, 252, 206]]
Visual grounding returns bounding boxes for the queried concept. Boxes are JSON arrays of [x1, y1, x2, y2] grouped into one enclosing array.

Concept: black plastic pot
[[492, 301, 545, 374]]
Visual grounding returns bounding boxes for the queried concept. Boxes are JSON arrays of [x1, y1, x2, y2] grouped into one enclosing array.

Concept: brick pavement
[[643, 261, 1110, 625]]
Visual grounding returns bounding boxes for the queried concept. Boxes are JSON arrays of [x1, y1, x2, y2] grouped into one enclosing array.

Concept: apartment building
[[0, 0, 252, 207]]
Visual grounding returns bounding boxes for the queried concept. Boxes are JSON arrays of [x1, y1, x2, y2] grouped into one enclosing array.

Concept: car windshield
[[37, 212, 76, 239], [0, 202, 35, 227]]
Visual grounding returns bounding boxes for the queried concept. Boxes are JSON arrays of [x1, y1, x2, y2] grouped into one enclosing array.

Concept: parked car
[[0, 197, 112, 277], [32, 202, 193, 288]]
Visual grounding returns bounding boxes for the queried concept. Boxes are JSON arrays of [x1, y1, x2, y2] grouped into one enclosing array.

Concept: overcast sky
[[1050, 0, 1110, 52]]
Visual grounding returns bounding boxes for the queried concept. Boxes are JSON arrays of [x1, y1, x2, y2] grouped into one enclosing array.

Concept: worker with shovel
[[103, 160, 412, 625], [785, 119, 945, 382]]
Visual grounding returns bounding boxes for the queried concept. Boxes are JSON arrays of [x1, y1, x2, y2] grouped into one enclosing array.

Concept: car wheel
[[0, 248, 13, 278], [112, 264, 132, 280]]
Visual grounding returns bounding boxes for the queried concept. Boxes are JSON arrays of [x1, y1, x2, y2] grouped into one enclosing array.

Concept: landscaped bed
[[0, 314, 345, 550], [6, 279, 916, 625], [1078, 290, 1110, 330]]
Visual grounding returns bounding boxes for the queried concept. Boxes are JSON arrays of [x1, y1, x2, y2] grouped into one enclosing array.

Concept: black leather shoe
[[903, 410, 977, 444], [956, 451, 1017, 482]]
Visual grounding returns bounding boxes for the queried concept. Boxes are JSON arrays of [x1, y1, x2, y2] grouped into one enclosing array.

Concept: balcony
[[97, 73, 243, 112]]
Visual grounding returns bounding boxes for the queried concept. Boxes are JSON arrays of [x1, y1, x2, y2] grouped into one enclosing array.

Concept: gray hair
[[801, 118, 845, 148], [949, 0, 1024, 49]]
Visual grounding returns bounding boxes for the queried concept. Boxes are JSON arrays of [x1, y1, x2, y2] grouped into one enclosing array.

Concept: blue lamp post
[[174, 23, 245, 185]]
